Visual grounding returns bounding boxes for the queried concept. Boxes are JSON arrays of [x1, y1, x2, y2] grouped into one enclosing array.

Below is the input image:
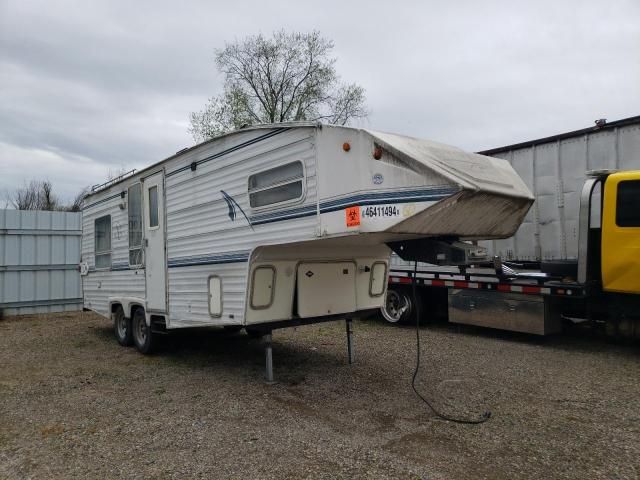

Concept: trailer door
[[143, 172, 167, 311], [601, 171, 640, 294]]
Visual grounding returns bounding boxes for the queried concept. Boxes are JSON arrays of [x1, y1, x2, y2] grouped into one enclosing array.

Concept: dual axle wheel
[[113, 306, 155, 354]]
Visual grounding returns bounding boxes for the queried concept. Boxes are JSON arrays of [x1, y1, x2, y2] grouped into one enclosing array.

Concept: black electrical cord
[[410, 260, 491, 424]]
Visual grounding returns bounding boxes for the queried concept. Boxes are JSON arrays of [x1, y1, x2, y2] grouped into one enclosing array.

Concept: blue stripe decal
[[320, 186, 458, 209], [250, 204, 317, 225], [249, 185, 459, 226], [84, 193, 122, 211], [87, 263, 137, 272], [167, 251, 250, 268], [166, 128, 289, 178], [111, 262, 130, 271]]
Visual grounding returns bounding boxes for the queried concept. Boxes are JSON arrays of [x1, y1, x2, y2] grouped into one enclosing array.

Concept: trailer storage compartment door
[[297, 262, 356, 317]]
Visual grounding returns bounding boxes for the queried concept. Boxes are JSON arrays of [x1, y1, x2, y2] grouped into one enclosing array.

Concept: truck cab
[[599, 170, 640, 294]]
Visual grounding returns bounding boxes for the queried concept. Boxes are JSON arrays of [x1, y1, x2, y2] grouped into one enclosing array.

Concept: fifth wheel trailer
[[79, 122, 532, 379], [384, 116, 640, 339]]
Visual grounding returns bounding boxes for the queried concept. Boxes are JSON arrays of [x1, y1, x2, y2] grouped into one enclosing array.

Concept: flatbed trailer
[[386, 263, 587, 335]]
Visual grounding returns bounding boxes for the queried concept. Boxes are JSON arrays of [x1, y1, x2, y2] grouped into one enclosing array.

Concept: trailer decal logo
[[345, 206, 361, 227], [221, 190, 254, 230]]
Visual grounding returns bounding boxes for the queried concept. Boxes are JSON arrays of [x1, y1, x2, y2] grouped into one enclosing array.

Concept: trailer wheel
[[223, 325, 243, 333], [132, 308, 154, 354], [113, 305, 132, 346], [245, 327, 265, 339], [381, 287, 412, 323]]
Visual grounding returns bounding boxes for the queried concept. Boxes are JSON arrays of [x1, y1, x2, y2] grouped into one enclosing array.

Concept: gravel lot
[[1, 312, 639, 479]]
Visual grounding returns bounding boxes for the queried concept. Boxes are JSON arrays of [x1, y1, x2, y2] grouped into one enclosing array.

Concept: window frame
[[615, 179, 640, 228], [369, 261, 388, 297], [94, 214, 112, 270], [147, 185, 160, 230], [128, 183, 144, 267], [247, 160, 306, 211]]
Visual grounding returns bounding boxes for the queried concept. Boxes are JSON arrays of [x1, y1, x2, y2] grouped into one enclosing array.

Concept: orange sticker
[[345, 206, 360, 227]]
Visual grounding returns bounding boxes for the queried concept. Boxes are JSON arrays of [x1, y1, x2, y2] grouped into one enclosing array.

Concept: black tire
[[245, 327, 265, 339], [132, 308, 155, 354], [113, 305, 133, 346], [223, 325, 244, 333], [380, 286, 423, 324]]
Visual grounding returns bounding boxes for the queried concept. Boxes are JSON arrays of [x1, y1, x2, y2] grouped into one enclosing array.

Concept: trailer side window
[[148, 186, 159, 228], [128, 184, 143, 266], [95, 215, 111, 269], [616, 180, 640, 227], [248, 161, 304, 208]]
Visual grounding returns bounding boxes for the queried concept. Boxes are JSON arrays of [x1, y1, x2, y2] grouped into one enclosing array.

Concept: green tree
[[189, 31, 368, 142]]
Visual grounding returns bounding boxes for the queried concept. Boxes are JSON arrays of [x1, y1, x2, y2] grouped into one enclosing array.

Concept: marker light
[[343, 142, 351, 152]]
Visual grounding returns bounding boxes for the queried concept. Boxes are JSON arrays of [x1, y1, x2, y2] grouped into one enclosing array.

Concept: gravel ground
[[1, 311, 639, 479]]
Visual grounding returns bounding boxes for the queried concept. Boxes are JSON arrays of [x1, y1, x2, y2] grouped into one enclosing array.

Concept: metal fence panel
[[479, 119, 640, 261], [0, 209, 82, 316]]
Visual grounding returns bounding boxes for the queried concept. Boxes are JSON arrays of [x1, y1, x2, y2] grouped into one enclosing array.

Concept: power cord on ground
[[410, 260, 491, 424]]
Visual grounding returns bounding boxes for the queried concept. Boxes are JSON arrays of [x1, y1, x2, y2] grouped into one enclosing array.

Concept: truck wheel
[[113, 305, 132, 346], [381, 288, 412, 323], [132, 308, 154, 354]]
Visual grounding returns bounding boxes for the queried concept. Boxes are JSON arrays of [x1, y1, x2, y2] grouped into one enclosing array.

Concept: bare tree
[[40, 181, 57, 210], [9, 180, 89, 211], [189, 31, 368, 142], [106, 167, 130, 181], [67, 186, 90, 212], [11, 180, 57, 210]]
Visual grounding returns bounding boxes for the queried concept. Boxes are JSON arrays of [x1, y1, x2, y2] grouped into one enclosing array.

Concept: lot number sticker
[[361, 205, 401, 219], [345, 206, 361, 227]]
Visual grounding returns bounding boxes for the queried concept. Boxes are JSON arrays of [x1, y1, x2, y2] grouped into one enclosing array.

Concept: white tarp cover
[[367, 129, 534, 201]]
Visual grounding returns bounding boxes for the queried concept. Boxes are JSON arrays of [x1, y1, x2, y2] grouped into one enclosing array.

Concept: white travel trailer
[[80, 122, 533, 379]]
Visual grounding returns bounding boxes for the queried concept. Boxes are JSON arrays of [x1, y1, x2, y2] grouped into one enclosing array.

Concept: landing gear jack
[[261, 317, 357, 384], [264, 331, 275, 384], [345, 318, 354, 364]]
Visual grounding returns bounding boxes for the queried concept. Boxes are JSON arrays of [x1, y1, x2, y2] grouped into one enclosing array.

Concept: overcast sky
[[1, 0, 639, 204]]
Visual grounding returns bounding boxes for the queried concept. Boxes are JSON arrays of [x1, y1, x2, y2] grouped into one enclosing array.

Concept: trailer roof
[[87, 119, 539, 200], [85, 122, 320, 198], [478, 115, 640, 156]]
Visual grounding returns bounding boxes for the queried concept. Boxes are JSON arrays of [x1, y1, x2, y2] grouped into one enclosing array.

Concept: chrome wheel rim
[[382, 290, 408, 323], [116, 314, 127, 338], [135, 315, 146, 344]]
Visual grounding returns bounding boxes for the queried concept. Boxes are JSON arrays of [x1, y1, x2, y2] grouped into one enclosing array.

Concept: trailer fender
[[108, 297, 147, 322]]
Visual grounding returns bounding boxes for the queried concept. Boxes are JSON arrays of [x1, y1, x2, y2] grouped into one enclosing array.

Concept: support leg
[[264, 332, 275, 384], [345, 318, 354, 365]]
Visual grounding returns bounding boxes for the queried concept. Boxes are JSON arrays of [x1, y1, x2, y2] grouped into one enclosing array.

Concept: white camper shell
[[80, 123, 533, 370]]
